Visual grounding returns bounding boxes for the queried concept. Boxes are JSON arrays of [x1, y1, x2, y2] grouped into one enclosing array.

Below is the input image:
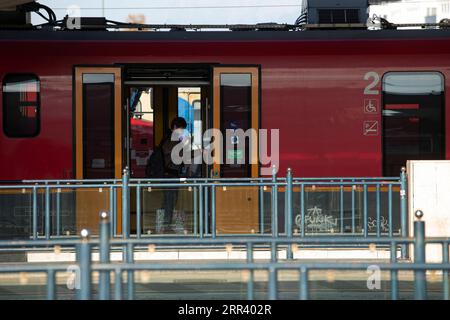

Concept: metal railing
[[0, 167, 407, 245], [0, 210, 448, 300]]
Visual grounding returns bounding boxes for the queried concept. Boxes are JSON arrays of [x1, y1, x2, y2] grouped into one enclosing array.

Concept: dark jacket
[[161, 130, 183, 178]]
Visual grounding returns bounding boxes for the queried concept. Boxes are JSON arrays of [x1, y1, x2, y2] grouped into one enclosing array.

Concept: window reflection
[[83, 77, 115, 178], [220, 73, 252, 178], [3, 74, 40, 137], [382, 72, 445, 176]]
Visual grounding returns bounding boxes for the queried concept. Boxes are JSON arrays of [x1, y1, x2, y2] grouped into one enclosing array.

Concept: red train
[[1, 28, 448, 181]]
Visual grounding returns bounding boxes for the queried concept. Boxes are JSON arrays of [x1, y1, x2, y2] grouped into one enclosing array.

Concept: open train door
[[74, 67, 123, 234], [212, 67, 260, 234]]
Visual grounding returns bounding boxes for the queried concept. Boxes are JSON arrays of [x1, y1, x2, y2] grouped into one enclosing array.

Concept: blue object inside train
[[178, 97, 194, 134], [129, 89, 142, 112]]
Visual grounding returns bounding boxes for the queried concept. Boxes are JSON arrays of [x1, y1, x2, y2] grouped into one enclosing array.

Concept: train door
[[125, 81, 208, 235], [212, 67, 260, 234], [74, 67, 123, 234]]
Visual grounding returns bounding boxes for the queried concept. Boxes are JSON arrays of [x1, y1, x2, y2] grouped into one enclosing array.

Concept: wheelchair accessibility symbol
[[364, 99, 378, 114]]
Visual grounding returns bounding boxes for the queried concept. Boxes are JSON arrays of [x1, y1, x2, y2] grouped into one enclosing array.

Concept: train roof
[[2, 28, 450, 42]]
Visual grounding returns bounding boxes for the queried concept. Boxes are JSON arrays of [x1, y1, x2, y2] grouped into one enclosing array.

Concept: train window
[[220, 73, 252, 178], [2, 74, 40, 137], [382, 72, 445, 176], [82, 73, 115, 179]]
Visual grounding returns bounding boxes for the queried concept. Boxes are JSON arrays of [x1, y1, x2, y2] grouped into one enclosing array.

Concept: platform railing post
[[193, 185, 198, 236], [390, 242, 398, 300], [136, 184, 141, 238], [99, 211, 110, 300], [388, 184, 393, 237], [286, 168, 293, 260], [32, 186, 38, 240], [363, 184, 368, 237], [112, 187, 118, 237], [271, 165, 278, 237], [443, 243, 449, 300], [109, 186, 114, 236], [340, 183, 344, 234], [246, 242, 254, 300], [46, 269, 56, 300], [268, 266, 277, 300], [284, 177, 288, 235], [121, 167, 132, 299], [211, 185, 216, 238], [259, 186, 265, 235], [300, 183, 305, 237], [199, 185, 204, 238], [122, 167, 130, 239], [376, 184, 381, 237], [351, 181, 355, 234], [45, 186, 51, 240], [77, 229, 91, 300], [413, 210, 427, 300], [115, 269, 122, 300], [400, 167, 408, 259], [299, 267, 308, 300], [204, 185, 209, 235], [127, 242, 134, 300], [56, 183, 61, 236]]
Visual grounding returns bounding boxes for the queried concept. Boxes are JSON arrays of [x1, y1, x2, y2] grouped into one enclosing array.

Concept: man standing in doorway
[[161, 117, 187, 233]]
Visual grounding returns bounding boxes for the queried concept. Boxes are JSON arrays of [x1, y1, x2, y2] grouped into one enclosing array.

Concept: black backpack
[[145, 145, 165, 178]]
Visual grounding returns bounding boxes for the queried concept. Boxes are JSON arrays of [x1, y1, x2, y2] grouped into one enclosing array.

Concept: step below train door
[[74, 67, 123, 234], [212, 66, 260, 234]]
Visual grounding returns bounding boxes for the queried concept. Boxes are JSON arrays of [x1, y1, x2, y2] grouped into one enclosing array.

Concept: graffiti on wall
[[367, 216, 390, 233], [294, 206, 338, 233]]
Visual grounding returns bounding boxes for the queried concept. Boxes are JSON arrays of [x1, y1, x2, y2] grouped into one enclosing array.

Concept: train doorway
[[123, 65, 210, 235], [125, 85, 206, 179]]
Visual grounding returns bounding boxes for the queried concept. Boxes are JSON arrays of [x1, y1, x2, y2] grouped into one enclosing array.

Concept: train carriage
[[0, 28, 449, 237]]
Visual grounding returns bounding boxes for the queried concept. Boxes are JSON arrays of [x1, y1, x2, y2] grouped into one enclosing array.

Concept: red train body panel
[[0, 30, 449, 180]]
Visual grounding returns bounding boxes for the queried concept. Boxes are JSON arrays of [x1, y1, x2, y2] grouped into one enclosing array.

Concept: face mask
[[172, 128, 190, 142]]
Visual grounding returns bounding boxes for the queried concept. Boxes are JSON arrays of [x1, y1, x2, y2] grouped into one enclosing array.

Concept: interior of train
[[124, 66, 210, 235]]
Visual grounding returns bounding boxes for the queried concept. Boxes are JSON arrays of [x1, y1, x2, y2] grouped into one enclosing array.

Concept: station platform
[[0, 262, 445, 300], [23, 248, 396, 263]]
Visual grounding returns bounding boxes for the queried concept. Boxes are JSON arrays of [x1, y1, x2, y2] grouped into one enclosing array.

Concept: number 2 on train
[[364, 71, 380, 95]]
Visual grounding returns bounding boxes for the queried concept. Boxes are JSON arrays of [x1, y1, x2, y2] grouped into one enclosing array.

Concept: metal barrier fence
[[0, 210, 448, 300], [0, 167, 407, 244]]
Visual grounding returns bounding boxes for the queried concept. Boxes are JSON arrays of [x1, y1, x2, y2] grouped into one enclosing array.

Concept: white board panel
[[407, 160, 450, 262]]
